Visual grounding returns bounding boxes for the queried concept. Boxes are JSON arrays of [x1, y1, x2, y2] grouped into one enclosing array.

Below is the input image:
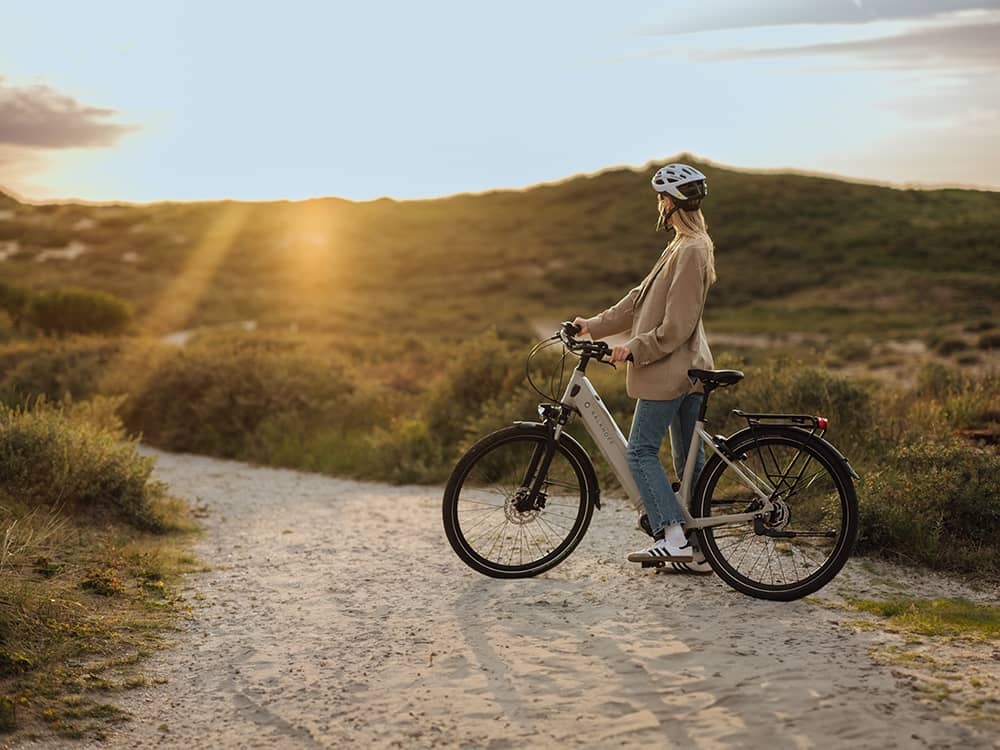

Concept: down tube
[[567, 375, 644, 511]]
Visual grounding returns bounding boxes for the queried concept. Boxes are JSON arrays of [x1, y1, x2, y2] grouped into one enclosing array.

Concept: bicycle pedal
[[640, 561, 666, 569]]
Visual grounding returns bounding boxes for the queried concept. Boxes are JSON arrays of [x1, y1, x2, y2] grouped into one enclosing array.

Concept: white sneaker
[[660, 558, 714, 575], [627, 537, 694, 563], [676, 541, 713, 574]]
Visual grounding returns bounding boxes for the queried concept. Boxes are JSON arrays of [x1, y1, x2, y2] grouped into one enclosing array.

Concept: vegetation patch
[[844, 596, 1000, 638], [0, 399, 196, 741], [0, 281, 131, 337], [0, 333, 997, 581], [0, 397, 185, 532], [839, 595, 1000, 723], [978, 332, 1000, 350], [0, 164, 997, 582]]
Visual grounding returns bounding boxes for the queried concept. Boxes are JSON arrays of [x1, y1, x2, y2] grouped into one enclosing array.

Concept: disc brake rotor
[[507, 488, 543, 524], [764, 497, 791, 530]]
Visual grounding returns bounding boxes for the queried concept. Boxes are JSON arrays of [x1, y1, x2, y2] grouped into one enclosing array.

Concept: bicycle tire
[[443, 424, 596, 578], [693, 426, 857, 601]]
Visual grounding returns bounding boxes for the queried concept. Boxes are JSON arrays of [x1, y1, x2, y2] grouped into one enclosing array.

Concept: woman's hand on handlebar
[[572, 317, 589, 336], [610, 345, 631, 363]]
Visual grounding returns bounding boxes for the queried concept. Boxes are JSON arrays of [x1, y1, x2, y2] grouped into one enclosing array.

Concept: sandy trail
[[52, 450, 997, 749]]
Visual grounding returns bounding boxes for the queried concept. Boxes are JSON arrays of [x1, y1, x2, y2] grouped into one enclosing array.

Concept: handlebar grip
[[626, 353, 634, 362], [562, 320, 582, 335]]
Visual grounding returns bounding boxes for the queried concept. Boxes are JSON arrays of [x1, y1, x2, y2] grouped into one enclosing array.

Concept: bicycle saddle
[[688, 368, 745, 387]]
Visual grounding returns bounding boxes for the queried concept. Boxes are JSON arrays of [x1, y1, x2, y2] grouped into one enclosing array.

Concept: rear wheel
[[443, 425, 595, 578], [694, 427, 857, 601]]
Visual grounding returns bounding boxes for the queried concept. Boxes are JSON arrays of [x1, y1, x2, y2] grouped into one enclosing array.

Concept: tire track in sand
[[46, 449, 997, 750]]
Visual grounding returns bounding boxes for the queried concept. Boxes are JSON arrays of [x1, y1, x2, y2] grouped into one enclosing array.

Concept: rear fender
[[725, 425, 861, 481]]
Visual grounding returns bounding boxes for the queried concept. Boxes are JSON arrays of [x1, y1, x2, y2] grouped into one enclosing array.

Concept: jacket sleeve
[[626, 244, 709, 367], [584, 285, 641, 339]]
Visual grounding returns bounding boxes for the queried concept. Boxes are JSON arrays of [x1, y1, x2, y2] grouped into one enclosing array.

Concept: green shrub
[[244, 417, 374, 477], [977, 332, 1000, 350], [832, 337, 872, 363], [422, 329, 523, 450], [857, 438, 1000, 577], [963, 319, 995, 333], [708, 357, 873, 446], [5, 331, 999, 581], [907, 364, 1000, 434], [934, 337, 969, 356], [915, 361, 963, 398], [0, 283, 31, 330], [28, 288, 132, 337], [123, 338, 376, 459], [0, 396, 194, 737], [358, 330, 528, 484], [0, 399, 172, 531], [0, 335, 387, 479], [365, 419, 447, 483], [0, 338, 127, 406]]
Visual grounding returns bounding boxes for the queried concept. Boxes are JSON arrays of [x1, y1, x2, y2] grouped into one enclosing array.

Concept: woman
[[574, 163, 717, 567]]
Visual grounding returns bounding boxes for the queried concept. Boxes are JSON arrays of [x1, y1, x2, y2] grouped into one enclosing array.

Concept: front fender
[[512, 421, 602, 509]]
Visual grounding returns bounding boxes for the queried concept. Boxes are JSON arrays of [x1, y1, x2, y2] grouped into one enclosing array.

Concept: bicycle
[[442, 322, 860, 601]]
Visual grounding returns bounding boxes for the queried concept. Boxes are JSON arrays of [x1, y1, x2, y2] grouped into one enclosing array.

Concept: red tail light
[[817, 417, 829, 429]]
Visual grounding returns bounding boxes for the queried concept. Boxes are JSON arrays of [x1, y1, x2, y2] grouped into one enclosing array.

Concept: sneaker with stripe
[[627, 537, 694, 563], [660, 559, 714, 574]]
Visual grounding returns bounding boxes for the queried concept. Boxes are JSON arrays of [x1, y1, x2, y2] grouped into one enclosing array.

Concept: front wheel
[[694, 427, 858, 601], [443, 425, 596, 578]]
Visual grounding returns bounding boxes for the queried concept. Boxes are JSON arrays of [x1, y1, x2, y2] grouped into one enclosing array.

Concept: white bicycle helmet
[[651, 163, 708, 231]]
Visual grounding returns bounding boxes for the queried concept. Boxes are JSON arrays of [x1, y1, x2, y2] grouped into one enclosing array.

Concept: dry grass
[[0, 400, 197, 741]]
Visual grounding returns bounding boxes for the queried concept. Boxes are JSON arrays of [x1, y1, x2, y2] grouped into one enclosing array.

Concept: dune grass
[[1, 159, 997, 350], [0, 160, 997, 584], [0, 331, 997, 582], [0, 398, 197, 740]]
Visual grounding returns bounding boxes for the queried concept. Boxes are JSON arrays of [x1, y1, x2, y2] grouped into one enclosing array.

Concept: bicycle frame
[[556, 367, 776, 529]]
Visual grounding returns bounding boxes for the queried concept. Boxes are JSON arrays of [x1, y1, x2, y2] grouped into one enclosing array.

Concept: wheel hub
[[764, 498, 791, 530], [508, 487, 543, 523]]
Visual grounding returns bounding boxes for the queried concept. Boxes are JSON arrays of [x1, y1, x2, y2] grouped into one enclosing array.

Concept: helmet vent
[[650, 163, 708, 203]]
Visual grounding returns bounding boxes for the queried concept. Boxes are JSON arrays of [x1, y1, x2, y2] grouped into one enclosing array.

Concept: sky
[[1, 0, 998, 202]]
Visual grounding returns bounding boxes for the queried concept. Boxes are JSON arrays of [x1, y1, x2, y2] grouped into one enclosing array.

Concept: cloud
[[0, 80, 136, 149], [835, 106, 1000, 188], [0, 144, 44, 173], [715, 18, 1000, 70], [647, 0, 1000, 35]]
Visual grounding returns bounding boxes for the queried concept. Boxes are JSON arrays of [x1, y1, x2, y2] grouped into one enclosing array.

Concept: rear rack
[[732, 410, 828, 437]]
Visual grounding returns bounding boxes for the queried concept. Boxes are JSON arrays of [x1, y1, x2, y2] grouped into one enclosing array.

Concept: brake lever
[[590, 342, 617, 368]]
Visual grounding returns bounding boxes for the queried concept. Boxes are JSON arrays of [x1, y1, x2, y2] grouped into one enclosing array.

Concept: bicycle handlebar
[[558, 321, 633, 362]]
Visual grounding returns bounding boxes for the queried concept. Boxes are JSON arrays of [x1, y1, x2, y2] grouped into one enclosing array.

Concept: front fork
[[515, 438, 557, 512]]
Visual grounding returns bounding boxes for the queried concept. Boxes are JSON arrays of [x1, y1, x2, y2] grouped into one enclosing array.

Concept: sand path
[[53, 450, 997, 749]]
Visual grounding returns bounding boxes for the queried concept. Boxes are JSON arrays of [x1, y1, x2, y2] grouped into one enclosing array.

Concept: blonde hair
[[671, 207, 717, 285]]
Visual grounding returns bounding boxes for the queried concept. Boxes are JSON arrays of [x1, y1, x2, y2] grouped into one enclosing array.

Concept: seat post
[[697, 384, 714, 423]]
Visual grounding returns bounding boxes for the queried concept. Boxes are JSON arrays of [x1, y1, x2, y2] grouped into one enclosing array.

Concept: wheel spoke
[[696, 432, 855, 598], [447, 432, 591, 574], [459, 508, 506, 537], [466, 514, 509, 548]]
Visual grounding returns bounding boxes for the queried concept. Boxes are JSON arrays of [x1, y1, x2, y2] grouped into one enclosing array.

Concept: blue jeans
[[626, 394, 705, 534]]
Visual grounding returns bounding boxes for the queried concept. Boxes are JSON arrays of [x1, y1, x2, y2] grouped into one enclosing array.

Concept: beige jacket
[[584, 234, 714, 401]]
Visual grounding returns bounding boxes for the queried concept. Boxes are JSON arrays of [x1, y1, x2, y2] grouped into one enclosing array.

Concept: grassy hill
[[1, 159, 998, 579], [2, 158, 998, 353]]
